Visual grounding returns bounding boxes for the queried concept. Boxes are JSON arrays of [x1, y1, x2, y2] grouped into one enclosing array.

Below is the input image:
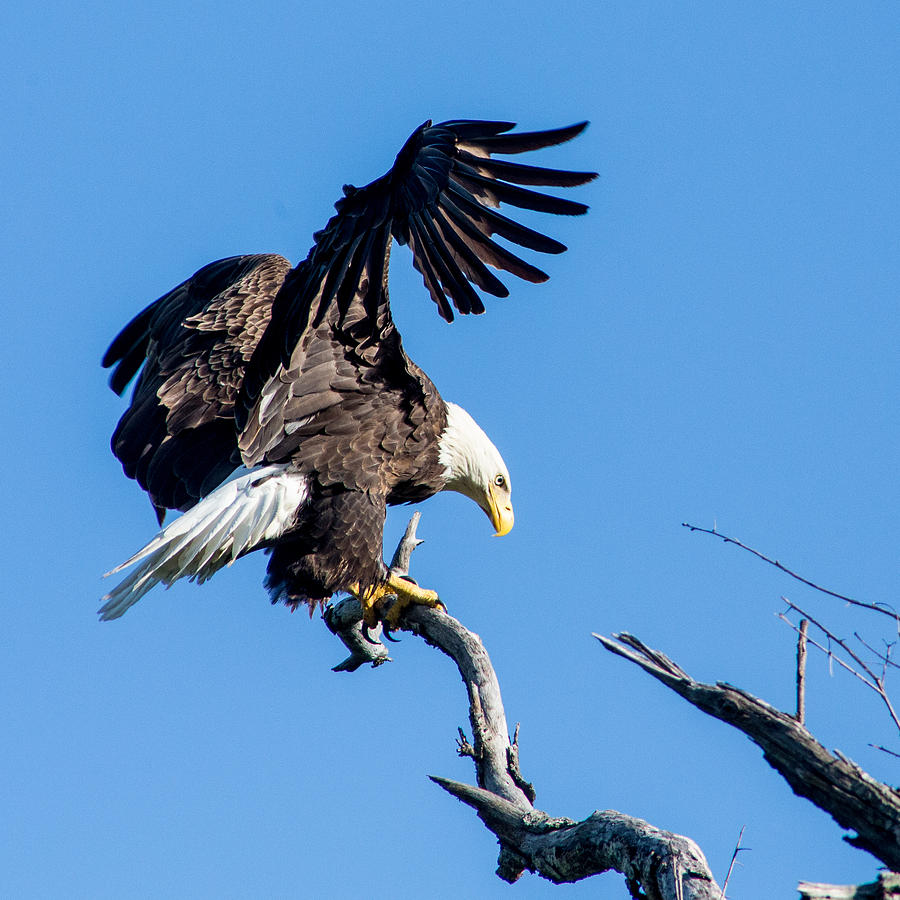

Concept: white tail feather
[[99, 465, 309, 621]]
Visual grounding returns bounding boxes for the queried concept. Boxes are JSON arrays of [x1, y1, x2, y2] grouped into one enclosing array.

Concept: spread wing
[[104, 120, 595, 509], [236, 119, 597, 464], [102, 254, 292, 517]]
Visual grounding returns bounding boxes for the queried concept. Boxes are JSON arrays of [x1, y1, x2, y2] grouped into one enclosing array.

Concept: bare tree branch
[[681, 522, 898, 624], [779, 598, 900, 735], [323, 517, 724, 898], [721, 825, 747, 898], [323, 518, 900, 895], [871, 744, 900, 760], [798, 871, 900, 899], [595, 632, 900, 870], [388, 510, 425, 573], [323, 598, 390, 671], [401, 603, 532, 805], [431, 775, 721, 897], [855, 633, 900, 673]]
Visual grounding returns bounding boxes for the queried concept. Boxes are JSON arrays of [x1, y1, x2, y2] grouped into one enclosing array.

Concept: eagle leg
[[349, 574, 443, 627]]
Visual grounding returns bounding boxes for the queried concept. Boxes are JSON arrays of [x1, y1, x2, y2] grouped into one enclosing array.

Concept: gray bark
[[324, 521, 900, 895], [324, 519, 723, 898], [595, 632, 900, 871], [798, 872, 900, 899]]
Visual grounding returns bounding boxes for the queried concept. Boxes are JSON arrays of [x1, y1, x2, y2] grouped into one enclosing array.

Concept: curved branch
[[596, 632, 900, 870], [682, 522, 898, 624], [431, 775, 721, 896], [398, 607, 722, 896], [322, 516, 723, 898], [401, 604, 531, 806]]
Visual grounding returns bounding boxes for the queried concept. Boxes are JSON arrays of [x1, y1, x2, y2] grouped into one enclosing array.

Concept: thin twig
[[855, 633, 900, 673], [870, 744, 900, 759], [456, 727, 477, 759], [780, 598, 900, 735], [682, 522, 898, 625], [783, 600, 881, 688], [721, 825, 747, 897], [389, 511, 424, 572], [506, 723, 537, 804]]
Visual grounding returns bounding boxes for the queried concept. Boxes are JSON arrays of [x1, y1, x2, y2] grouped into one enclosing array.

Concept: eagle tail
[[99, 465, 309, 620]]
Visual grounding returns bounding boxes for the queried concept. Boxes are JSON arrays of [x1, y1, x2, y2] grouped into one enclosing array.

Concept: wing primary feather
[[108, 340, 151, 396], [454, 150, 597, 187], [102, 300, 156, 369], [451, 168, 589, 216], [465, 121, 590, 154], [314, 233, 362, 327], [431, 209, 510, 297], [437, 194, 550, 283], [437, 120, 517, 138], [411, 211, 483, 315], [445, 181, 568, 254], [408, 226, 455, 321], [102, 299, 160, 395], [360, 221, 391, 328], [329, 231, 369, 328]]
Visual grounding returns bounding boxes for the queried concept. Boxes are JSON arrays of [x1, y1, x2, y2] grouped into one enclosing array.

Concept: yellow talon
[[349, 574, 444, 626]]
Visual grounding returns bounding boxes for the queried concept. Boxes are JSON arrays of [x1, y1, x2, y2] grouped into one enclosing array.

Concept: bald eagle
[[100, 119, 594, 624]]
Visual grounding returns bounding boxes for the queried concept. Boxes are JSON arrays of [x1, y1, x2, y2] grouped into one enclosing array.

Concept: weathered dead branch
[[323, 518, 900, 894], [323, 518, 723, 898], [595, 632, 900, 870], [391, 604, 722, 897], [431, 775, 720, 895], [798, 871, 900, 899]]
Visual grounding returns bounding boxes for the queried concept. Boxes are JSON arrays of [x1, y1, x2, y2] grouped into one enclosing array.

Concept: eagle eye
[[494, 474, 506, 488]]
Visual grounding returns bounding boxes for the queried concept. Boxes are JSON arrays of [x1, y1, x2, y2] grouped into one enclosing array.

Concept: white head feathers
[[437, 403, 513, 537]]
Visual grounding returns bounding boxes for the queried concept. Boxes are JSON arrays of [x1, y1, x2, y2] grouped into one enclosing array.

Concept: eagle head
[[438, 402, 514, 537]]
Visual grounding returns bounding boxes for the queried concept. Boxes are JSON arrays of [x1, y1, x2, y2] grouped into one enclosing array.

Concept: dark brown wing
[[236, 119, 596, 460], [392, 119, 596, 319], [102, 254, 291, 516], [236, 224, 446, 494]]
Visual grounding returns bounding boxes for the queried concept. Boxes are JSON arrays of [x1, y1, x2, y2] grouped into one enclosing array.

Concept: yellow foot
[[384, 572, 446, 627], [349, 573, 444, 627]]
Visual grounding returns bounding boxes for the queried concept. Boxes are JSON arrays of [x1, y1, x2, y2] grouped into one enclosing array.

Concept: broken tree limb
[[322, 516, 723, 897], [595, 632, 900, 870], [430, 775, 722, 896], [402, 602, 533, 807], [400, 606, 722, 897], [798, 871, 900, 899]]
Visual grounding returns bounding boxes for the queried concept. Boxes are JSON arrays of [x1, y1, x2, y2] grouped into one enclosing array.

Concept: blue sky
[[3, 2, 898, 897]]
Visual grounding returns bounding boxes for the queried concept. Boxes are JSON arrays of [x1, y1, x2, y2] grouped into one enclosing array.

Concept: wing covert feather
[[103, 254, 291, 512]]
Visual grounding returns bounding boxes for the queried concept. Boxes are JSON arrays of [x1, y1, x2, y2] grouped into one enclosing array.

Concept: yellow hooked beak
[[487, 483, 514, 537]]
